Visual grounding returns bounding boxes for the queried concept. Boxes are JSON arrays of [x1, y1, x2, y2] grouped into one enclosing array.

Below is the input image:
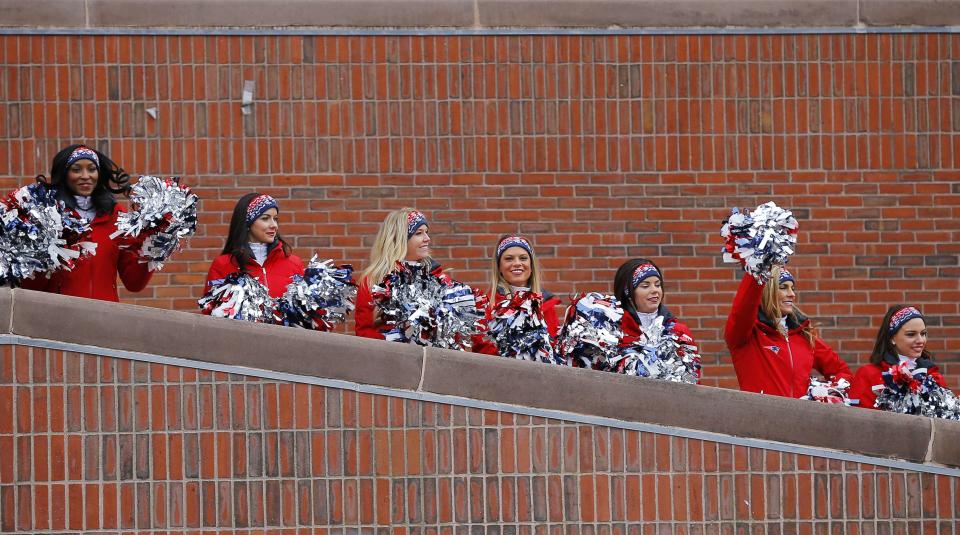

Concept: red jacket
[[203, 242, 304, 302], [21, 204, 152, 302], [849, 354, 948, 410], [619, 306, 701, 382], [473, 289, 562, 356], [354, 261, 447, 340], [724, 273, 852, 398]]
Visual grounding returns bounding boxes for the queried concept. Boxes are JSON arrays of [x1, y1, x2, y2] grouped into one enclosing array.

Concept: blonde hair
[[762, 266, 816, 346], [361, 207, 432, 286], [489, 235, 542, 297]]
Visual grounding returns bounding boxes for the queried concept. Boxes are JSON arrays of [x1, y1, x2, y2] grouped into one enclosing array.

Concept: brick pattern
[[1, 345, 958, 532], [0, 34, 959, 390]]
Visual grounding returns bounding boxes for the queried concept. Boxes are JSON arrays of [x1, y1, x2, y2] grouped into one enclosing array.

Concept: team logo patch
[[765, 345, 780, 354]]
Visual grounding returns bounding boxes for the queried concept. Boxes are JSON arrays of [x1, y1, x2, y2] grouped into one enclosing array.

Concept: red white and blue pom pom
[[486, 291, 557, 363], [873, 363, 960, 420], [800, 377, 855, 405], [721, 201, 798, 284], [111, 175, 198, 271], [0, 182, 95, 285], [611, 316, 702, 383], [372, 262, 485, 350], [198, 272, 278, 323], [277, 257, 356, 331], [556, 292, 623, 370]]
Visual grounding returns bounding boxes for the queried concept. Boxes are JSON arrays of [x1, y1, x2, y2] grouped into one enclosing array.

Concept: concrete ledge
[[4, 288, 424, 392], [0, 0, 81, 27], [1, 0, 959, 30], [476, 0, 858, 28], [1, 287, 958, 469], [860, 0, 960, 27], [89, 0, 474, 29], [420, 346, 934, 463], [931, 417, 960, 466]]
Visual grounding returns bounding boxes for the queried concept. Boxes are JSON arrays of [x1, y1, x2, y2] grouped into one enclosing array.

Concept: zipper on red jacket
[[784, 332, 796, 396]]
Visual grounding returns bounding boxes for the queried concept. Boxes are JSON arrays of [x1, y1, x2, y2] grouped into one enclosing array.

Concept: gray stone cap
[[1, 287, 958, 469], [1, 0, 959, 30]]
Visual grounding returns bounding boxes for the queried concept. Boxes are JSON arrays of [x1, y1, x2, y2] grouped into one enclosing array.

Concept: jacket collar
[[881, 351, 936, 370], [756, 307, 809, 334], [626, 303, 673, 325]]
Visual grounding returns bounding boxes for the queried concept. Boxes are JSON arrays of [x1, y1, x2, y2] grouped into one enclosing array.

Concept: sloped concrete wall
[[0, 288, 957, 531]]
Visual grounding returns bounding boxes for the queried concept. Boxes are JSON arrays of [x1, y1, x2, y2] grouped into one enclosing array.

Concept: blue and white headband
[[496, 235, 533, 260], [245, 194, 279, 225], [66, 146, 99, 169], [631, 263, 661, 289], [406, 210, 428, 238], [778, 268, 795, 284], [888, 306, 923, 334]]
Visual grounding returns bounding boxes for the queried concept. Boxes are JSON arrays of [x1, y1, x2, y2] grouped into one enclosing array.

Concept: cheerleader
[[849, 305, 949, 409], [203, 193, 304, 302], [612, 258, 701, 381], [474, 235, 561, 355], [21, 144, 152, 302], [724, 266, 852, 397], [354, 208, 440, 339]]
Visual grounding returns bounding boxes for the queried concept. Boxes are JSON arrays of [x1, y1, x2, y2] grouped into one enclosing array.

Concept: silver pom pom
[[372, 262, 485, 350], [278, 256, 356, 331], [612, 316, 701, 384], [721, 201, 798, 284], [110, 175, 198, 271], [0, 182, 95, 284], [556, 292, 623, 369]]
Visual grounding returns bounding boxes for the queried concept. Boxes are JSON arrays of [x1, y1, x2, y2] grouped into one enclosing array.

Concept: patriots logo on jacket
[[765, 345, 780, 353]]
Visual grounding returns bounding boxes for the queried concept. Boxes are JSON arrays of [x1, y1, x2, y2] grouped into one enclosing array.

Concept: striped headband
[[496, 235, 532, 259], [245, 194, 278, 225], [407, 210, 428, 239], [66, 146, 99, 169], [631, 263, 661, 288], [888, 306, 923, 334]]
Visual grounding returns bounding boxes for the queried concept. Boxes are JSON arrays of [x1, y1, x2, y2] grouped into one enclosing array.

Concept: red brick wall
[[1, 34, 959, 389], [2, 344, 957, 532]]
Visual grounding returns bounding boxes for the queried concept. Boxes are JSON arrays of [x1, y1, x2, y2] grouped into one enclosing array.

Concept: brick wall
[[0, 34, 958, 389], [2, 344, 957, 533]]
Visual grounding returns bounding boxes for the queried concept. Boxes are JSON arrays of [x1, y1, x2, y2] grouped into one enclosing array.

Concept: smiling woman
[[202, 193, 304, 301], [470, 235, 562, 355], [612, 258, 701, 381], [20, 144, 153, 302], [849, 305, 951, 409], [355, 207, 444, 340]]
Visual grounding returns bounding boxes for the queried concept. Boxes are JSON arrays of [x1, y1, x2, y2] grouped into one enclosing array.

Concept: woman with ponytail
[[724, 266, 852, 397]]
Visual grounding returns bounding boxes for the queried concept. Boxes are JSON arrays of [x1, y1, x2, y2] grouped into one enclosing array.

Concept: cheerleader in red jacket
[[849, 305, 948, 409], [473, 235, 561, 355], [355, 208, 440, 340], [21, 144, 152, 302], [613, 258, 701, 381], [203, 193, 304, 302], [724, 266, 852, 397]]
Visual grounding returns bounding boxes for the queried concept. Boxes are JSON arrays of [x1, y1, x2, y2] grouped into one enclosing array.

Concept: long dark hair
[[870, 304, 934, 365], [613, 257, 663, 318], [222, 192, 291, 272], [45, 144, 130, 217]]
